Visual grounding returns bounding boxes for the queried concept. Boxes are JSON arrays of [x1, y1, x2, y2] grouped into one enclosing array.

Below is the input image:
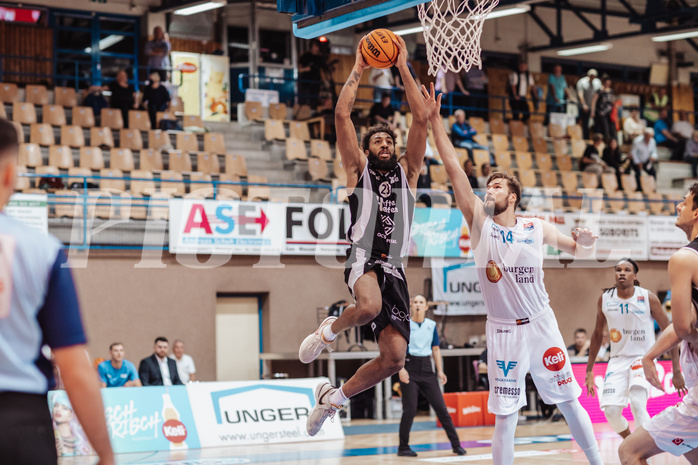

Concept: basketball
[[360, 29, 399, 69]]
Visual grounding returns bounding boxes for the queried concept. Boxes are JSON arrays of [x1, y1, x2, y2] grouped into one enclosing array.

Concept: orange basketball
[[361, 29, 399, 69]]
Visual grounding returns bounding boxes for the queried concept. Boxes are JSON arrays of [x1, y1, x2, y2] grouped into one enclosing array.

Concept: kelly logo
[[543, 347, 566, 371], [496, 360, 517, 377]]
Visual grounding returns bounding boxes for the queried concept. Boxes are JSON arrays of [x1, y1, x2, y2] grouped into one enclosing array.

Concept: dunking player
[[299, 37, 428, 436], [423, 84, 604, 465], [0, 119, 113, 465], [586, 258, 685, 439], [619, 184, 698, 464]]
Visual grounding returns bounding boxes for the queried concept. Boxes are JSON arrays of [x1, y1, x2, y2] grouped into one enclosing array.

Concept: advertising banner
[[573, 360, 685, 423], [410, 207, 471, 258], [200, 54, 230, 122], [48, 386, 199, 456], [431, 258, 486, 315], [169, 199, 285, 255], [6, 192, 47, 233], [283, 203, 350, 256], [187, 378, 344, 447], [171, 52, 200, 116], [648, 216, 688, 260]]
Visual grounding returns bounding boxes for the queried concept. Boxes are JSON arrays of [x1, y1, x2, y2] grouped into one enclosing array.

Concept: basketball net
[[418, 0, 499, 76]]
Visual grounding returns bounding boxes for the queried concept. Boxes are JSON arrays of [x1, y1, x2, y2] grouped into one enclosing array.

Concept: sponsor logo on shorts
[[673, 438, 685, 446], [604, 371, 614, 381], [543, 347, 567, 371], [548, 370, 573, 384], [496, 360, 518, 377], [557, 377, 574, 386], [486, 261, 503, 283], [603, 388, 615, 395], [390, 305, 409, 322], [610, 329, 622, 343], [494, 386, 521, 396], [631, 359, 643, 370], [496, 328, 512, 334], [516, 318, 530, 326]]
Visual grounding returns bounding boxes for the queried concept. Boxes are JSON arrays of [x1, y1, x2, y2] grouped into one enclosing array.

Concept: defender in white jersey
[[620, 184, 698, 465], [586, 258, 684, 439], [423, 84, 604, 465]]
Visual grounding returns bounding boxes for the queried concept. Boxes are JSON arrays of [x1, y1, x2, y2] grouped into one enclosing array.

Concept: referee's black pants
[[0, 392, 58, 464], [399, 355, 461, 449]]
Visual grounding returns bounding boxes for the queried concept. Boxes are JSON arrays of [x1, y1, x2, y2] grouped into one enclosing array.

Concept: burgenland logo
[[610, 329, 622, 343], [210, 385, 313, 425], [496, 360, 517, 377], [543, 347, 566, 371], [486, 260, 502, 283]]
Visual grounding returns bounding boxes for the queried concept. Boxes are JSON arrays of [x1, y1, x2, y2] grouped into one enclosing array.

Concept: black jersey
[[347, 161, 415, 265]]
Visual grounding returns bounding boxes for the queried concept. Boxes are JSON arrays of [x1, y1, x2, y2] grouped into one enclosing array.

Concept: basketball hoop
[[418, 0, 499, 76]]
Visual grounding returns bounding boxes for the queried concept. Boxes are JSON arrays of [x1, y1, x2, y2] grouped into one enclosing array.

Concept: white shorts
[[599, 355, 651, 408], [486, 308, 582, 415], [645, 387, 698, 456]]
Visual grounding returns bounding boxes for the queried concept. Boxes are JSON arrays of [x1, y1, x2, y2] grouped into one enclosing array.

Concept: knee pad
[[628, 387, 648, 412], [604, 405, 629, 433]]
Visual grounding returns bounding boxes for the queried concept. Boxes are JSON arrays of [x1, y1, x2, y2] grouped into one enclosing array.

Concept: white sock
[[328, 386, 348, 406], [558, 400, 604, 465], [322, 323, 337, 342], [492, 413, 517, 465]]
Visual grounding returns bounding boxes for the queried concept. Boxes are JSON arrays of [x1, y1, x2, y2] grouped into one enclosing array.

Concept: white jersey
[[474, 217, 551, 320], [602, 286, 655, 358]]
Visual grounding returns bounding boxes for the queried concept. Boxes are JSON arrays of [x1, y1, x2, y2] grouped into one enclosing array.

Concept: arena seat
[[534, 153, 552, 172], [489, 118, 506, 135], [332, 179, 348, 203], [15, 165, 30, 191], [333, 158, 346, 182], [492, 134, 508, 154], [560, 171, 579, 192], [640, 175, 656, 194], [170, 96, 184, 114], [148, 130, 170, 151], [182, 114, 203, 128], [197, 152, 220, 174], [494, 152, 512, 171], [286, 138, 308, 161], [101, 108, 124, 130], [531, 137, 547, 155], [187, 172, 214, 198], [25, 85, 48, 105], [549, 124, 564, 139], [581, 172, 599, 189], [289, 121, 311, 141], [225, 153, 247, 178], [19, 143, 42, 167], [110, 148, 135, 172], [139, 148, 164, 172], [48, 145, 74, 169], [556, 155, 573, 171], [42, 105, 67, 126], [156, 111, 175, 127], [12, 102, 37, 124], [176, 133, 199, 152], [468, 117, 486, 135], [0, 83, 19, 103], [509, 120, 525, 138], [567, 124, 583, 141], [244, 101, 264, 121], [72, 107, 95, 128], [512, 136, 528, 153], [99, 168, 126, 192], [647, 192, 666, 215], [169, 151, 192, 172], [606, 191, 626, 213], [60, 125, 85, 148], [430, 165, 448, 185], [128, 111, 151, 131], [79, 147, 104, 170], [12, 121, 24, 142], [473, 149, 490, 167], [54, 87, 77, 107], [269, 103, 287, 121], [30, 123, 54, 146], [515, 152, 533, 171], [67, 167, 93, 189], [159, 170, 186, 196], [0, 104, 5, 119], [553, 139, 568, 157], [540, 171, 558, 188], [53, 190, 79, 218], [218, 173, 243, 199], [203, 133, 226, 154], [264, 120, 286, 141], [310, 139, 332, 161], [571, 140, 586, 158], [621, 174, 638, 193], [35, 166, 60, 188], [473, 133, 488, 148], [518, 169, 537, 187], [529, 121, 545, 140], [90, 127, 115, 148], [601, 173, 619, 193], [119, 129, 144, 151], [247, 175, 270, 201], [627, 192, 646, 214], [308, 158, 330, 181]]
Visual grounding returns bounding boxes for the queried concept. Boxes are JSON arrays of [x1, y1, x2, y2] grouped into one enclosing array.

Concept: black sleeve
[[139, 358, 151, 386], [170, 360, 183, 385]]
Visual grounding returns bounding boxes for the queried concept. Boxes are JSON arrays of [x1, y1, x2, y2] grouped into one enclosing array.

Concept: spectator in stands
[[631, 127, 658, 188], [508, 61, 535, 122], [83, 85, 108, 120], [684, 130, 698, 178], [464, 66, 489, 120], [442, 67, 468, 111], [579, 134, 611, 175], [567, 328, 590, 357], [416, 156, 436, 207], [654, 108, 682, 160], [313, 95, 336, 143], [170, 340, 196, 383], [643, 87, 669, 125], [142, 71, 171, 130], [298, 40, 325, 109], [546, 64, 567, 123], [603, 137, 630, 187], [97, 343, 141, 388], [596, 329, 611, 362], [450, 109, 488, 161], [576, 69, 602, 139], [622, 107, 645, 143], [370, 67, 394, 103], [591, 73, 616, 140], [672, 110, 693, 160], [138, 337, 183, 386], [463, 159, 478, 188], [369, 93, 397, 129], [144, 26, 171, 82], [477, 163, 491, 188], [108, 69, 138, 128]]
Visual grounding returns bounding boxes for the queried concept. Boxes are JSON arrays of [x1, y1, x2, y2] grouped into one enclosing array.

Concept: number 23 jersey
[[602, 286, 655, 358]]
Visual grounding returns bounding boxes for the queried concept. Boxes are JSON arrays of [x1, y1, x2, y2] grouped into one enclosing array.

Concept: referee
[[0, 118, 113, 464], [397, 294, 466, 457]]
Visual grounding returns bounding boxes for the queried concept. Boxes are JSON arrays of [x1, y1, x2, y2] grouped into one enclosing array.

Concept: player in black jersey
[[299, 35, 429, 438]]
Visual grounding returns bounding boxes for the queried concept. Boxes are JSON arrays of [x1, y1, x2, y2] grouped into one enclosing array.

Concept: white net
[[418, 0, 500, 76]]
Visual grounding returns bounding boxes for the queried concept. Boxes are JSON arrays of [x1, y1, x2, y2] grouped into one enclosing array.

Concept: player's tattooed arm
[[342, 71, 362, 112]]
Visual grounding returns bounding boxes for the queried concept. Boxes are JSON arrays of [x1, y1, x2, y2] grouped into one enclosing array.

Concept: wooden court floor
[[59, 418, 690, 464]]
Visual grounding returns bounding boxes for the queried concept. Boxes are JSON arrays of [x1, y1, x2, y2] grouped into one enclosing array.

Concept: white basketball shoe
[[299, 316, 337, 364], [307, 382, 341, 436]]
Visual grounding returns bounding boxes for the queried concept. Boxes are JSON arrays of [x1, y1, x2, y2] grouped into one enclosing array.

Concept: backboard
[[277, 0, 429, 39]]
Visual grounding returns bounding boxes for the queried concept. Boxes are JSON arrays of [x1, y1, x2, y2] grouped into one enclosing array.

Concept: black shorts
[[0, 392, 58, 464], [344, 247, 410, 343]]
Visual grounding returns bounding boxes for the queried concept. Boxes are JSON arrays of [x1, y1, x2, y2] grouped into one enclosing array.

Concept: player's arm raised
[[668, 249, 698, 345], [335, 38, 369, 191], [649, 291, 686, 394], [393, 36, 427, 191], [422, 83, 485, 239], [541, 222, 597, 259], [585, 295, 606, 397]]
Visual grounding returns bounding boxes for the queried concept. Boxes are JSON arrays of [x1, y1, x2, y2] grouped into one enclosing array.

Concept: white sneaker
[[299, 316, 337, 364], [307, 382, 341, 436]]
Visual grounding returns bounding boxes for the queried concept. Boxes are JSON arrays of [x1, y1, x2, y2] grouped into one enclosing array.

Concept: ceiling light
[[84, 35, 124, 53], [652, 30, 698, 42], [174, 1, 225, 16], [486, 5, 531, 20], [394, 26, 427, 36], [557, 43, 612, 56]]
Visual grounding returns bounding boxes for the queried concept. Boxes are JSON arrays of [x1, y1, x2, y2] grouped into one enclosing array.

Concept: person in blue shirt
[[653, 108, 682, 160], [451, 109, 490, 163], [98, 343, 141, 388], [546, 65, 567, 124], [397, 294, 466, 457], [0, 118, 113, 465]]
